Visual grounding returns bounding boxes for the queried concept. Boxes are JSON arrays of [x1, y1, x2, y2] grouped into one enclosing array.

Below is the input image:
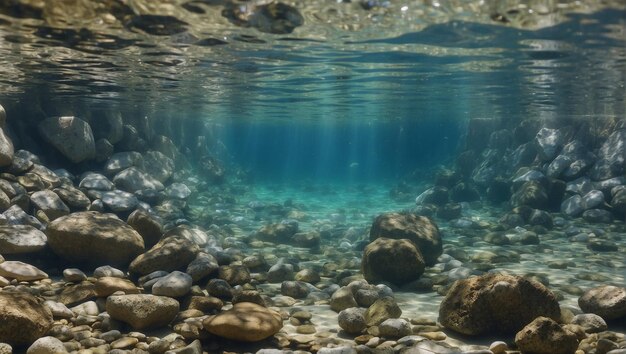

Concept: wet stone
[[588, 239, 619, 252], [101, 190, 139, 212]]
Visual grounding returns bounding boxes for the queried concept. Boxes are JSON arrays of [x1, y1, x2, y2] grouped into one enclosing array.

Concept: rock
[[578, 285, 626, 320], [547, 154, 573, 178], [0, 225, 47, 254], [378, 318, 412, 338], [364, 297, 402, 326], [46, 211, 145, 266], [511, 181, 548, 209], [583, 209, 613, 223], [93, 265, 125, 278], [330, 287, 358, 312], [437, 203, 462, 220], [43, 300, 73, 319], [0, 107, 13, 166], [0, 261, 48, 281], [53, 185, 90, 209], [101, 190, 138, 212], [104, 152, 144, 176], [63, 268, 87, 282], [338, 307, 366, 334], [95, 276, 140, 297], [439, 273, 561, 335], [588, 239, 618, 252], [152, 271, 193, 297], [129, 235, 199, 275], [571, 313, 607, 333], [291, 231, 320, 248], [26, 336, 68, 354], [295, 269, 320, 283], [415, 186, 449, 206], [488, 341, 508, 354], [582, 190, 605, 209], [113, 167, 164, 193], [535, 128, 564, 161], [127, 209, 163, 248], [3, 205, 43, 229], [369, 212, 442, 266], [38, 116, 95, 163], [143, 151, 175, 183], [218, 265, 250, 286], [281, 281, 310, 299], [57, 281, 96, 306], [256, 220, 298, 243], [163, 225, 216, 249], [561, 194, 585, 216], [590, 129, 626, 180], [361, 238, 425, 286], [514, 316, 578, 354], [206, 278, 233, 299], [203, 302, 282, 342], [79, 173, 114, 190], [0, 292, 53, 346], [106, 294, 179, 329], [267, 262, 294, 283], [186, 252, 219, 282], [29, 190, 70, 220], [449, 182, 480, 202]]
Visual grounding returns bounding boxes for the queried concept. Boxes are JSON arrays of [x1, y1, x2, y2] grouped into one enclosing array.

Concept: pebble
[[63, 268, 87, 282], [110, 337, 139, 349], [489, 341, 508, 354], [152, 271, 193, 297]]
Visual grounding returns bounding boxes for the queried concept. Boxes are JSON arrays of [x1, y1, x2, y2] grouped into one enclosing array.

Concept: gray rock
[[38, 116, 95, 163], [165, 182, 192, 199], [143, 151, 174, 183], [186, 252, 219, 282], [330, 287, 358, 313], [364, 297, 402, 326], [378, 318, 412, 338], [79, 173, 114, 191], [30, 190, 70, 220], [571, 313, 607, 333], [26, 336, 68, 354], [514, 316, 578, 354], [0, 260, 48, 281], [561, 195, 584, 217], [590, 129, 626, 180], [337, 307, 366, 334], [101, 190, 139, 212], [104, 152, 143, 176], [94, 138, 114, 162], [151, 271, 193, 297], [93, 265, 125, 278], [62, 268, 87, 282], [0, 127, 14, 168], [582, 209, 613, 223], [582, 190, 605, 210], [535, 128, 564, 162], [43, 301, 73, 319], [280, 281, 310, 299], [566, 177, 593, 195], [267, 262, 294, 283], [0, 225, 47, 254], [113, 167, 164, 193], [53, 186, 90, 209], [546, 155, 573, 178]]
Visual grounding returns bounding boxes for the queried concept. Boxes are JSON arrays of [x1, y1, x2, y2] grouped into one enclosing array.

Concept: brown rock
[[369, 212, 442, 266], [0, 292, 53, 346], [203, 302, 282, 342], [127, 209, 163, 248], [362, 238, 425, 286], [514, 316, 578, 354], [578, 285, 626, 320], [95, 276, 140, 297], [129, 236, 199, 275], [439, 273, 560, 335], [106, 294, 179, 329]]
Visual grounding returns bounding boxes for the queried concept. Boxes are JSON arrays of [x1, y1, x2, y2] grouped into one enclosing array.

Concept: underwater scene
[[0, 1, 625, 353]]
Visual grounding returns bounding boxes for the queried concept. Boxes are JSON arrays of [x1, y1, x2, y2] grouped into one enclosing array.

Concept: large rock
[[362, 238, 425, 286], [46, 211, 145, 266], [0, 225, 47, 254], [38, 116, 95, 163], [30, 190, 70, 220], [0, 104, 13, 167], [511, 181, 548, 209], [439, 273, 561, 335], [364, 297, 402, 326], [203, 302, 282, 342], [26, 336, 68, 354], [578, 285, 626, 321], [113, 167, 164, 193], [369, 212, 442, 266], [535, 128, 564, 162], [591, 129, 626, 180], [104, 152, 144, 176], [129, 236, 199, 275], [106, 294, 179, 329], [127, 209, 163, 248], [514, 317, 578, 354], [256, 220, 298, 244], [151, 271, 193, 297], [0, 292, 53, 346], [338, 307, 366, 334], [143, 151, 174, 183]]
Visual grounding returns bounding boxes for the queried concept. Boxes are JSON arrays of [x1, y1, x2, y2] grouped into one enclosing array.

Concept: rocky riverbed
[[0, 102, 624, 354]]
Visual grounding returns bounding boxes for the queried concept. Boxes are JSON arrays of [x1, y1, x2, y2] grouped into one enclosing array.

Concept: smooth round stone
[[70, 301, 100, 316], [95, 277, 140, 297], [79, 173, 114, 191], [571, 313, 607, 333], [0, 260, 48, 281], [93, 266, 125, 279], [587, 240, 618, 252], [378, 318, 412, 338], [164, 183, 191, 199], [338, 307, 366, 334], [63, 268, 87, 282], [152, 271, 192, 297], [26, 336, 68, 354], [0, 343, 11, 354], [111, 337, 138, 349], [106, 294, 180, 329], [296, 325, 316, 334], [99, 330, 122, 343], [489, 341, 508, 354], [43, 301, 73, 319], [0, 225, 47, 254], [101, 190, 139, 212]]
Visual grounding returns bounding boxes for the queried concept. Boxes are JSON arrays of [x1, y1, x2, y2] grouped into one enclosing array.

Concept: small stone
[[95, 276, 140, 297], [330, 287, 357, 312], [338, 307, 366, 334], [26, 336, 68, 354], [106, 294, 180, 329], [514, 316, 578, 354], [297, 325, 316, 334], [111, 337, 138, 349], [0, 225, 47, 254], [0, 260, 48, 281], [378, 318, 412, 338], [365, 297, 402, 327], [488, 341, 508, 354], [202, 302, 282, 342], [63, 268, 87, 282], [152, 271, 193, 297], [571, 313, 607, 333], [579, 285, 626, 320]]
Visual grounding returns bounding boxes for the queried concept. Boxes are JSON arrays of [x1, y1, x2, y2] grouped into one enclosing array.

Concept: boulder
[[330, 287, 358, 313], [256, 220, 298, 244], [0, 292, 53, 346], [0, 126, 13, 168], [378, 318, 412, 338], [26, 336, 68, 354], [514, 317, 578, 354], [107, 294, 179, 329], [143, 151, 174, 183], [203, 302, 282, 342], [338, 307, 366, 334], [561, 195, 585, 216], [152, 271, 193, 297], [127, 209, 163, 248], [104, 152, 143, 176], [186, 252, 219, 282], [364, 297, 402, 326], [0, 225, 47, 254], [30, 190, 70, 220], [38, 116, 95, 163], [129, 236, 199, 275], [535, 128, 564, 162], [113, 167, 164, 193], [361, 238, 425, 286], [590, 129, 626, 180], [578, 285, 626, 321], [439, 273, 560, 335], [511, 181, 548, 209], [79, 173, 114, 191], [101, 190, 138, 212], [369, 212, 442, 266], [218, 265, 251, 286], [46, 211, 145, 266], [53, 186, 90, 210]]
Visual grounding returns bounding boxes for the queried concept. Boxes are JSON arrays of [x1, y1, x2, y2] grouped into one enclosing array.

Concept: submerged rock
[[129, 235, 199, 275], [46, 211, 145, 266], [38, 116, 95, 163], [106, 294, 179, 329], [0, 260, 48, 281], [439, 273, 560, 335], [338, 307, 366, 334], [578, 285, 626, 321], [0, 224, 47, 254], [0, 292, 53, 346], [514, 317, 578, 354], [203, 302, 283, 342], [369, 212, 442, 266], [361, 238, 425, 286]]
